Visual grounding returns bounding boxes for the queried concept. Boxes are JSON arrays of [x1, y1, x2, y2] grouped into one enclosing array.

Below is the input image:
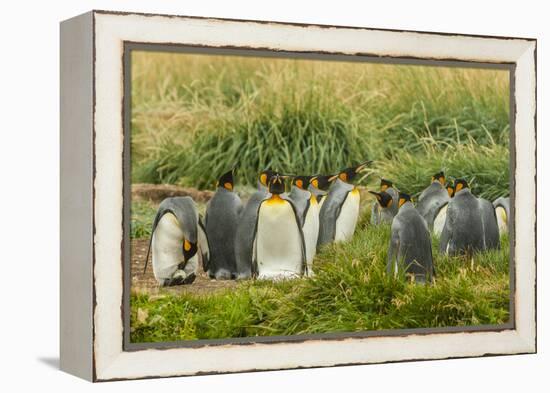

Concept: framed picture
[[60, 10, 536, 382]]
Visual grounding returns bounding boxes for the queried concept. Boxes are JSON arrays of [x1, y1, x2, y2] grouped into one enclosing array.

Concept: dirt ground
[[131, 239, 239, 296]]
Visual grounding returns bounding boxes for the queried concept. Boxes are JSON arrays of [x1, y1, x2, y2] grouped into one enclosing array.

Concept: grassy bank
[[130, 223, 509, 343], [131, 52, 510, 194]]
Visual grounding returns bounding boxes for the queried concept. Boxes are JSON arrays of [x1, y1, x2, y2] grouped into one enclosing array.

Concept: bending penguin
[[387, 192, 434, 283], [317, 161, 371, 247], [493, 196, 510, 236], [234, 169, 276, 279], [144, 196, 210, 287], [370, 178, 398, 225], [204, 169, 243, 279], [253, 174, 307, 279], [439, 179, 499, 255], [416, 171, 450, 234], [288, 175, 320, 276]]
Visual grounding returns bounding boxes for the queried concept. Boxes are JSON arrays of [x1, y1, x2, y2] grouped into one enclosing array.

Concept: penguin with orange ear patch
[[317, 161, 371, 248], [370, 178, 399, 225], [308, 174, 336, 209], [144, 196, 210, 287], [234, 169, 276, 279], [253, 174, 306, 279], [388, 192, 434, 283], [417, 171, 450, 232], [288, 175, 320, 276], [205, 168, 243, 279]]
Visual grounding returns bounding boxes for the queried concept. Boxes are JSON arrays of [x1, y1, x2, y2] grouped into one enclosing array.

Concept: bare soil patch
[[132, 183, 214, 204]]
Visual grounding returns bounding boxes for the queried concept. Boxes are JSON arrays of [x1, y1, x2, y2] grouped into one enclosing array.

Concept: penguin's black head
[[380, 178, 393, 191], [446, 182, 455, 197], [259, 169, 276, 188], [454, 178, 469, 194], [310, 174, 336, 191], [398, 192, 412, 208], [292, 176, 313, 190], [268, 174, 286, 195], [369, 191, 393, 208], [333, 160, 372, 183], [182, 239, 198, 262], [216, 169, 234, 191], [431, 171, 445, 185]]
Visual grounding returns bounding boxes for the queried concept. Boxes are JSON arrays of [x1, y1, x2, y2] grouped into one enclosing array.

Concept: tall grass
[[130, 222, 509, 342], [131, 52, 510, 191]]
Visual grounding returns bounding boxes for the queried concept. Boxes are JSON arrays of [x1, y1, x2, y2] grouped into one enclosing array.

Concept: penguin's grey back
[[479, 197, 500, 249], [205, 188, 243, 278], [234, 190, 268, 279], [439, 189, 485, 254], [417, 182, 450, 229], [317, 179, 354, 247], [388, 202, 434, 282], [153, 197, 198, 243]]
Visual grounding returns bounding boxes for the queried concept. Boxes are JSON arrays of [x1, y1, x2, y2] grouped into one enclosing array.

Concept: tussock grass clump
[[130, 225, 509, 343], [131, 52, 510, 189]]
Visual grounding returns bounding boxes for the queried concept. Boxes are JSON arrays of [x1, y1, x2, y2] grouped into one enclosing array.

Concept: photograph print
[[127, 48, 512, 345]]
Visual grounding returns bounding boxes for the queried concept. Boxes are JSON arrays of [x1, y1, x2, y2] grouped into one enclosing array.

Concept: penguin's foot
[[165, 270, 195, 286], [213, 268, 236, 280]]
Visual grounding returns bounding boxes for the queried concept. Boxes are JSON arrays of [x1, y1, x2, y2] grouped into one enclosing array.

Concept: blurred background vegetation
[[131, 51, 510, 200]]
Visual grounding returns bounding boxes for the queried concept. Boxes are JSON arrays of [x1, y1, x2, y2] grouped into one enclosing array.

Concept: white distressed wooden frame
[[60, 10, 536, 382]]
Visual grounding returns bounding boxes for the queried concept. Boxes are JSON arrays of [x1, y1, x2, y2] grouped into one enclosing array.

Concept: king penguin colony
[[142, 165, 508, 286]]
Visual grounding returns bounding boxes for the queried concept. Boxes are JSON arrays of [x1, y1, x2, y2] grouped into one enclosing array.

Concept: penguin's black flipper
[[281, 194, 308, 275], [198, 216, 210, 272]]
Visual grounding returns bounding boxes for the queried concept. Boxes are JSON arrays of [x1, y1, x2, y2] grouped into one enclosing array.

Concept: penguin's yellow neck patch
[[351, 187, 360, 196], [184, 239, 192, 251], [266, 194, 285, 204], [310, 195, 318, 205]]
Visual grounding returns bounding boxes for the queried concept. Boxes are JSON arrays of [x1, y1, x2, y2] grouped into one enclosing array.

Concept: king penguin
[[253, 174, 306, 279], [317, 161, 371, 247], [493, 196, 510, 236], [144, 196, 210, 286], [417, 171, 450, 234], [234, 169, 276, 279], [204, 169, 243, 279], [370, 178, 398, 225], [387, 192, 434, 283], [288, 175, 320, 276], [439, 179, 499, 255], [308, 174, 336, 209]]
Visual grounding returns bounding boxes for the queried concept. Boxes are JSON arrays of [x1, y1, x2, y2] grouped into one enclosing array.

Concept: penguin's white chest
[[433, 204, 448, 237], [152, 213, 184, 283], [335, 188, 360, 242], [256, 199, 303, 279], [302, 197, 320, 275], [495, 206, 508, 235]]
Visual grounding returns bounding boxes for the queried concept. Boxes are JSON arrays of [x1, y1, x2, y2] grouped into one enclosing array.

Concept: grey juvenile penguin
[[317, 161, 371, 248], [493, 196, 510, 236], [205, 169, 243, 279], [387, 192, 434, 283], [234, 169, 276, 279], [417, 171, 450, 232], [370, 178, 398, 225], [144, 196, 210, 287], [439, 179, 499, 255]]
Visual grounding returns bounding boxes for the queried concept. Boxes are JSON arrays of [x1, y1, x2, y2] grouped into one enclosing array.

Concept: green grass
[[131, 52, 510, 191], [130, 219, 509, 343]]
